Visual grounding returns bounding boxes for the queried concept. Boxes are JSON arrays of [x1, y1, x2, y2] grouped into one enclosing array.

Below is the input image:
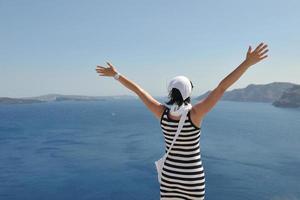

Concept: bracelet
[[113, 72, 121, 80]]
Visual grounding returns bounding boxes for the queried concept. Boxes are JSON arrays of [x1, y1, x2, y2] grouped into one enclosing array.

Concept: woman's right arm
[[193, 42, 269, 119], [95, 61, 165, 120]]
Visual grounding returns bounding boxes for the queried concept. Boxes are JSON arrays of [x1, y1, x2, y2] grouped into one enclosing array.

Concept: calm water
[[0, 98, 299, 200]]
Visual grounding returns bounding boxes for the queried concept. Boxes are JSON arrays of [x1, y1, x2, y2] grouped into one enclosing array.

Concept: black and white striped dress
[[159, 106, 205, 200]]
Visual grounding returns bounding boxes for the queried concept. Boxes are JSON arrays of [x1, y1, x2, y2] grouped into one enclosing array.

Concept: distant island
[[272, 85, 300, 108], [196, 82, 300, 108], [0, 94, 137, 104]]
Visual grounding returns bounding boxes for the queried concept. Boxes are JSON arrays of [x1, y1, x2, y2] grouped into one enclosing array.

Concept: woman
[[95, 42, 269, 200]]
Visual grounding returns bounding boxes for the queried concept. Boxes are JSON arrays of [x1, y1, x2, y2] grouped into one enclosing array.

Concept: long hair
[[165, 80, 194, 107]]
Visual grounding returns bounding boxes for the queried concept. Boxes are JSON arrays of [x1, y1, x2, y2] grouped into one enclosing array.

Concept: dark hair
[[165, 80, 194, 107]]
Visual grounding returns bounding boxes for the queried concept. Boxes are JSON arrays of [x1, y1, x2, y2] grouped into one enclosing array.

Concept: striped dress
[[159, 106, 205, 200]]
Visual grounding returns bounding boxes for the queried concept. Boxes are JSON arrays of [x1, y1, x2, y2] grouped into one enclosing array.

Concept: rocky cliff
[[195, 82, 300, 108]]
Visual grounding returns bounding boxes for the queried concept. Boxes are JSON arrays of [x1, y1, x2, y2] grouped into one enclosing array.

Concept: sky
[[1, 0, 299, 98]]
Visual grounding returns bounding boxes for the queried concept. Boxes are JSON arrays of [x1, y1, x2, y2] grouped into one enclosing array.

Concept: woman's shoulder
[[159, 104, 168, 121], [161, 104, 169, 112], [189, 107, 203, 129]]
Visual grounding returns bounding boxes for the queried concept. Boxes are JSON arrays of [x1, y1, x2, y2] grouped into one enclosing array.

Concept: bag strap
[[163, 107, 190, 160]]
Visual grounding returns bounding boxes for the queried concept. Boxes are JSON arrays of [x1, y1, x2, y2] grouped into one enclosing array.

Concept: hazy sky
[[1, 0, 299, 98]]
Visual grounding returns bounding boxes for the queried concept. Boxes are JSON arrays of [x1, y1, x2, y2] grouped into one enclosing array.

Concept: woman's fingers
[[254, 42, 264, 53], [95, 61, 117, 77], [106, 61, 115, 70], [245, 42, 269, 66], [259, 49, 269, 57], [254, 43, 268, 57], [96, 67, 104, 70], [96, 65, 108, 73], [247, 45, 252, 54], [95, 66, 106, 74], [257, 44, 268, 54], [106, 61, 111, 65], [97, 70, 106, 76], [95, 64, 112, 77], [95, 69, 104, 74], [259, 55, 268, 60]]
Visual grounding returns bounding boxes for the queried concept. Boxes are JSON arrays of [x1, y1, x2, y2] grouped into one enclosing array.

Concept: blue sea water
[[0, 98, 299, 200]]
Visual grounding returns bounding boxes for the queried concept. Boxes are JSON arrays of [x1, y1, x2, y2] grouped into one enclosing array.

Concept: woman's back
[[159, 106, 205, 200]]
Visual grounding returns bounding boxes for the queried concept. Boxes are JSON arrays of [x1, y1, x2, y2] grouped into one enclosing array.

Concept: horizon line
[[1, 81, 299, 99]]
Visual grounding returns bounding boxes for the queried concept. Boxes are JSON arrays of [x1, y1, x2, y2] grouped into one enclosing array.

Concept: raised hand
[[95, 61, 118, 77], [245, 42, 269, 66]]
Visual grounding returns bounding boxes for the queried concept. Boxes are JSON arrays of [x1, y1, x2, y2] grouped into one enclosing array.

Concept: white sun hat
[[167, 75, 192, 101]]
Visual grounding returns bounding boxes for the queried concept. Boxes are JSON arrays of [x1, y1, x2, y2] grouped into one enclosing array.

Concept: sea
[[0, 98, 299, 200]]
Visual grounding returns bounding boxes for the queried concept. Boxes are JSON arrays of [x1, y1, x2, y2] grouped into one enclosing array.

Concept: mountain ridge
[[196, 81, 300, 108]]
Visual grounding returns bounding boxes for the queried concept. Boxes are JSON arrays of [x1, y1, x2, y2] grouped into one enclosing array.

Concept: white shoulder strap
[[163, 107, 190, 160]]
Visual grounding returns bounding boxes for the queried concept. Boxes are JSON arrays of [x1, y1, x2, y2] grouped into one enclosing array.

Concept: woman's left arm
[[192, 42, 269, 119], [217, 43, 269, 91], [95, 62, 165, 120]]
